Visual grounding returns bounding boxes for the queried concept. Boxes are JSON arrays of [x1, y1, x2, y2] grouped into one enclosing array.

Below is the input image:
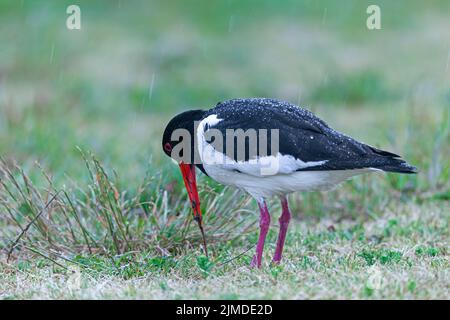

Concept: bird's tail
[[363, 145, 418, 174], [374, 157, 418, 174]]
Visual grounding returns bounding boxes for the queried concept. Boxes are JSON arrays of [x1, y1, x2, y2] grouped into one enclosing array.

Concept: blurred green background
[[0, 0, 448, 190]]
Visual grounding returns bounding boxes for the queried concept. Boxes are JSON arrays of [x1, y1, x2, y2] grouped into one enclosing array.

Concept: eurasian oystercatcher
[[162, 98, 417, 267]]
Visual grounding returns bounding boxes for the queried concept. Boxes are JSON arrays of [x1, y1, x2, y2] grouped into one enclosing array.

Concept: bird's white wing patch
[[273, 154, 327, 173], [206, 153, 327, 177], [219, 153, 326, 177]]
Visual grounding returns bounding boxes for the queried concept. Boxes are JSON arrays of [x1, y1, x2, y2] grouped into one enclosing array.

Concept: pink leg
[[272, 196, 291, 264], [250, 200, 271, 268]]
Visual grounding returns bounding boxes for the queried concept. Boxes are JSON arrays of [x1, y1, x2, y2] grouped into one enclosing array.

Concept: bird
[[162, 98, 417, 268]]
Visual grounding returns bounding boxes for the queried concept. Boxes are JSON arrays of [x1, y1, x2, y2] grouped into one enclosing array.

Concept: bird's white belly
[[203, 164, 373, 200]]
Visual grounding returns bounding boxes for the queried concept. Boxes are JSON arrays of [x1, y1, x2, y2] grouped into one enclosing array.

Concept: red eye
[[164, 143, 172, 152]]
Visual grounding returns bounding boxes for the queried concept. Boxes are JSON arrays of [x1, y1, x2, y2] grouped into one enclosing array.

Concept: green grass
[[1, 202, 447, 299], [0, 0, 449, 299]]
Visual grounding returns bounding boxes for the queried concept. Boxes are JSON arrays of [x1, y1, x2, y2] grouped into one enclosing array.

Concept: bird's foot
[[271, 258, 281, 265], [271, 251, 283, 265], [250, 255, 261, 268]]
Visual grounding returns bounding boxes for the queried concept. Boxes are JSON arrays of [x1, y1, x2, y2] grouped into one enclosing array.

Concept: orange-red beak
[[179, 163, 208, 257]]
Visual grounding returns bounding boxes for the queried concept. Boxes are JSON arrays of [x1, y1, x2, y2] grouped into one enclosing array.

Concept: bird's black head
[[162, 109, 205, 161], [162, 109, 208, 256]]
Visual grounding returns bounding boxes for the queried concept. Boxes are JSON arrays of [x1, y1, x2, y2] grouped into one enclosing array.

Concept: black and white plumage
[[162, 98, 417, 267], [202, 98, 414, 172], [195, 98, 416, 198]]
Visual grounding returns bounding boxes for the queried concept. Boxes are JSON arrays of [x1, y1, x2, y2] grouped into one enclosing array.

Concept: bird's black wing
[[203, 98, 416, 173]]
